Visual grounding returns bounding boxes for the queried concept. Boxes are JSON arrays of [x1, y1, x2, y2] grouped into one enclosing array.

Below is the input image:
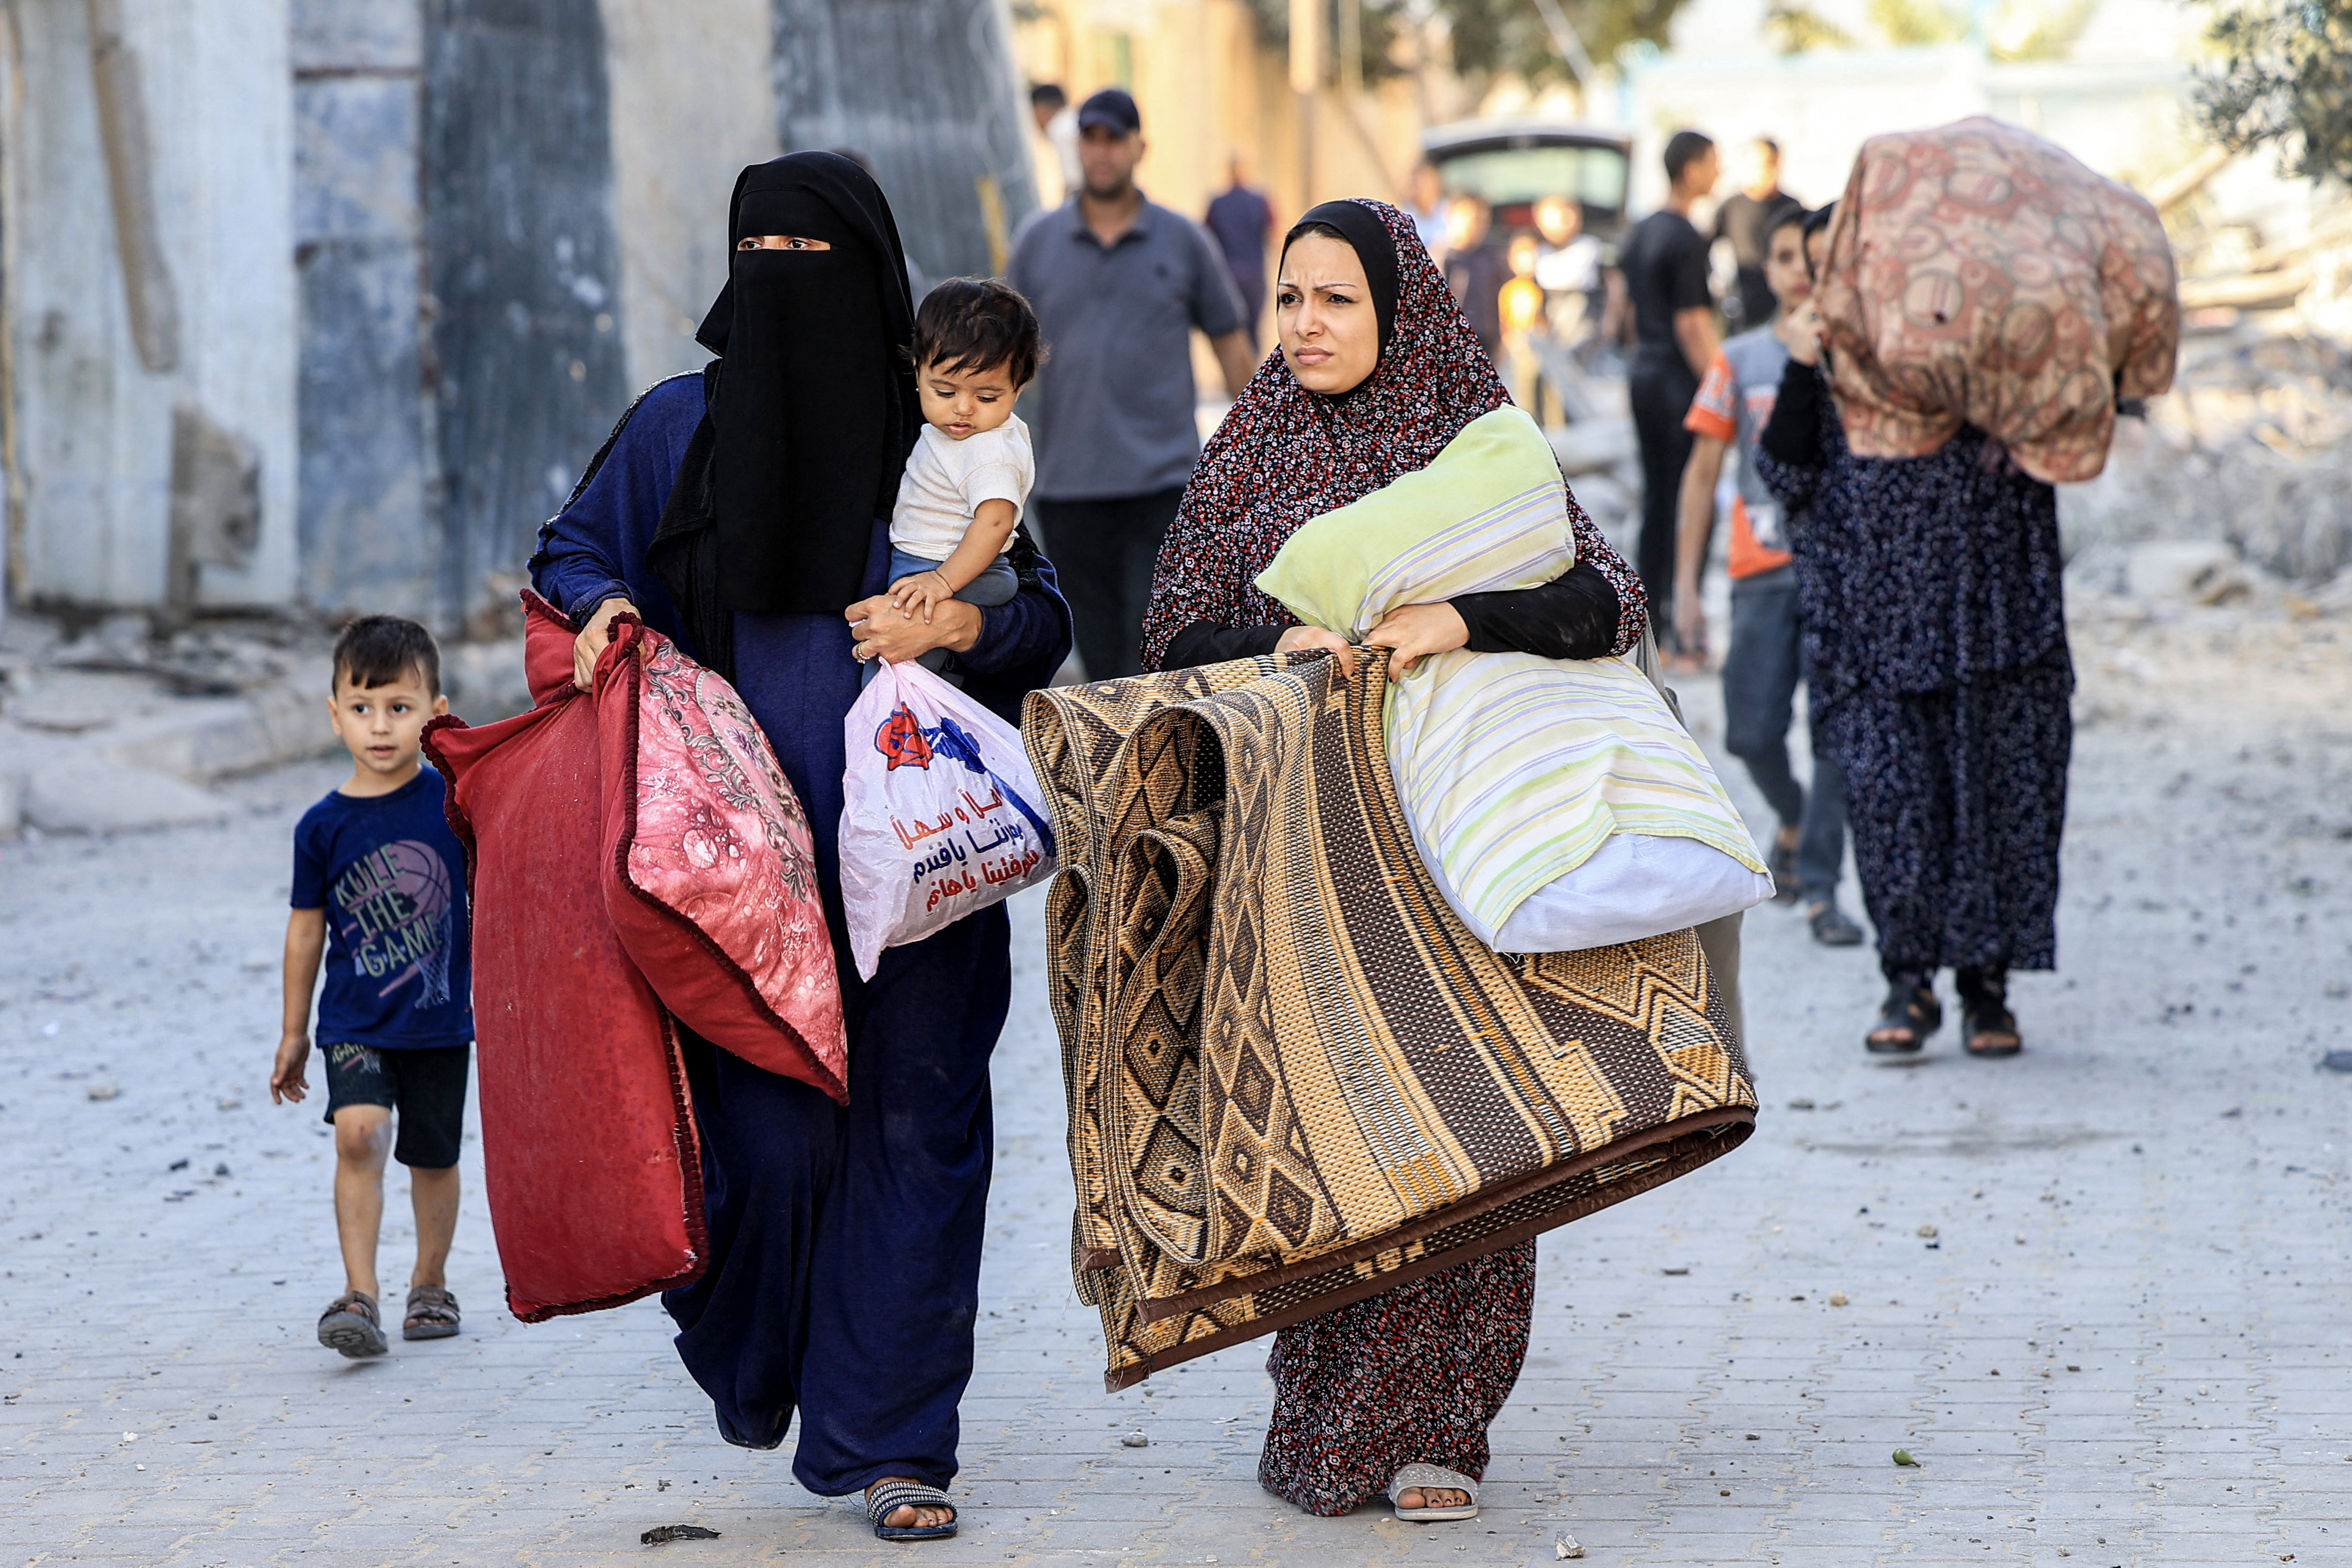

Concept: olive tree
[[1245, 0, 1695, 89], [2192, 0, 2352, 184]]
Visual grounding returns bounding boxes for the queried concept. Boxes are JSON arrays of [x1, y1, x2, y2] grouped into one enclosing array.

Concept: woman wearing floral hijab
[[1143, 198, 1646, 1520]]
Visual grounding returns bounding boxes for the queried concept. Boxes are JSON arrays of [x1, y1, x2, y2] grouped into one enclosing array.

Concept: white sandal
[[1387, 1462, 1480, 1521]]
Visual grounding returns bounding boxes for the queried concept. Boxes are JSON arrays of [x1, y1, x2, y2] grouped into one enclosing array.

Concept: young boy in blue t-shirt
[[269, 617, 474, 1358]]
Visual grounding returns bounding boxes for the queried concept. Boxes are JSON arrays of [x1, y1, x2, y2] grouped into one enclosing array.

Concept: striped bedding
[[1255, 406, 1769, 950]]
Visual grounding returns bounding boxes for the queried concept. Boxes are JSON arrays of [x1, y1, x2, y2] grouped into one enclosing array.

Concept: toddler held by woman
[[878, 277, 1043, 674]]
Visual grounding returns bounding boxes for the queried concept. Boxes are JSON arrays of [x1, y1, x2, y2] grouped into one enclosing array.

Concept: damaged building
[[0, 0, 1039, 635]]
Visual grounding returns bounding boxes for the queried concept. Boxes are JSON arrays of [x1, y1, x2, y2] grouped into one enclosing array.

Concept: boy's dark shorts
[[320, 1042, 470, 1169]]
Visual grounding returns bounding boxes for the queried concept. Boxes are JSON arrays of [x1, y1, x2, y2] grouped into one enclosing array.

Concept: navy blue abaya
[[530, 372, 1071, 1496]]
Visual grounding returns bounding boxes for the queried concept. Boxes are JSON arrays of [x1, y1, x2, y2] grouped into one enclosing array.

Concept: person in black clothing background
[[1713, 138, 1802, 334], [1443, 193, 1509, 365], [1616, 129, 1720, 649]]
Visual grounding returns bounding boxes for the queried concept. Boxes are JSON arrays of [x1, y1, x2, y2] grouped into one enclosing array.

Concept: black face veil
[[654, 152, 920, 648]]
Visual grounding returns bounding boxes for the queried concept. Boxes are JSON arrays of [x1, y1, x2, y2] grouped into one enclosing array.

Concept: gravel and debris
[[0, 581, 2345, 1562]]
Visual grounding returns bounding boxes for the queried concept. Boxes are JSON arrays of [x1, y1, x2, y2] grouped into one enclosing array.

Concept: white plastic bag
[[839, 659, 1058, 979]]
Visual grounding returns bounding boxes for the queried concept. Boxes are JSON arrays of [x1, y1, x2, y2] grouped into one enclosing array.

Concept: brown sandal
[[318, 1290, 388, 1358], [403, 1284, 461, 1341]]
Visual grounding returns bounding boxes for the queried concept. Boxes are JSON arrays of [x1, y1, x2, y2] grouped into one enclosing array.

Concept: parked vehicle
[[1420, 118, 1635, 243]]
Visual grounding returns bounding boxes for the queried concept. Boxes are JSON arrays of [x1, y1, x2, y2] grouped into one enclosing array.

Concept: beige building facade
[[1012, 1, 1439, 321]]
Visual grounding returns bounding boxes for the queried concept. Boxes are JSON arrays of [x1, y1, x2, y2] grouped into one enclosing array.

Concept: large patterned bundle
[[1815, 116, 2179, 484], [1024, 649, 1757, 1390]]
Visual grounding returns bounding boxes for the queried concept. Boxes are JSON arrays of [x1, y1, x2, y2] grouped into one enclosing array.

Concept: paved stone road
[[4, 599, 2349, 1567]]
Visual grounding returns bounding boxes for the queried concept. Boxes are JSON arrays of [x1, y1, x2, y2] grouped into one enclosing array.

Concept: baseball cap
[[1076, 87, 1140, 136]]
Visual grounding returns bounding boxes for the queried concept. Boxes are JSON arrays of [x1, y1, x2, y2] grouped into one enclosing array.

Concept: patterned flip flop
[[865, 1480, 958, 1541]]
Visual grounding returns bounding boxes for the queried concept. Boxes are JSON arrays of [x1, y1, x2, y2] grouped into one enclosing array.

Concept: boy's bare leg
[[408, 1165, 459, 1290], [332, 1105, 392, 1299]]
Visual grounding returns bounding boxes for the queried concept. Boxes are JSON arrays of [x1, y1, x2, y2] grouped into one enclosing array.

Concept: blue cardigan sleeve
[[528, 374, 707, 645], [962, 555, 1069, 676]]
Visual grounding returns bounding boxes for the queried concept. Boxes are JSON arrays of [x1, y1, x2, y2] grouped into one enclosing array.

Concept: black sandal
[[1866, 974, 1941, 1054], [1958, 967, 2022, 1057], [317, 1290, 388, 1358], [1809, 902, 1866, 947]]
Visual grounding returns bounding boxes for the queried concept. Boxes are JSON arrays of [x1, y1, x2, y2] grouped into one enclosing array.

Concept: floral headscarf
[[1141, 198, 1641, 670]]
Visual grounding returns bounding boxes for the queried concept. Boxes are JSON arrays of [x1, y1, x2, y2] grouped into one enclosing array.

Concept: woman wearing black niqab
[[655, 153, 924, 655], [530, 151, 1072, 1539]]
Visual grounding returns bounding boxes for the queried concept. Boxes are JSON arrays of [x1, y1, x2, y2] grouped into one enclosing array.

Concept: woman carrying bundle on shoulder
[[1753, 204, 2070, 1060]]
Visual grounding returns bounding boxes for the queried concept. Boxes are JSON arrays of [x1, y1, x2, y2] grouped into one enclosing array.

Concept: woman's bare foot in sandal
[[1958, 966, 2022, 1056], [1966, 1022, 2021, 1054], [866, 1477, 953, 1532], [1867, 973, 1941, 1054], [1389, 1463, 1481, 1519]]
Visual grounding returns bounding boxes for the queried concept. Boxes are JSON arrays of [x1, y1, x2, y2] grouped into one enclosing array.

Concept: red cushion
[[591, 615, 848, 1100], [423, 597, 707, 1321]]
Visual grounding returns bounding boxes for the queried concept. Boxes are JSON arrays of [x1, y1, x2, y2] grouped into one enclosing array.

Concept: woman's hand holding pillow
[[575, 597, 643, 691], [1363, 601, 1468, 678], [1269, 604, 1467, 681], [1275, 624, 1353, 661]]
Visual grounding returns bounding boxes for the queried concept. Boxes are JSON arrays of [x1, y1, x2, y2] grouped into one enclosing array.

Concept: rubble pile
[[2062, 328, 2352, 588], [0, 611, 528, 838]]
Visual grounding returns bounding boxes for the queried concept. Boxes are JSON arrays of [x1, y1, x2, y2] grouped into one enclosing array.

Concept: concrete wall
[[1009, 1, 1430, 243], [293, 0, 775, 630], [423, 0, 629, 633], [156, 0, 299, 609], [772, 0, 1040, 285], [603, 0, 779, 393], [292, 0, 441, 625], [4, 0, 170, 608], [4, 0, 298, 612]]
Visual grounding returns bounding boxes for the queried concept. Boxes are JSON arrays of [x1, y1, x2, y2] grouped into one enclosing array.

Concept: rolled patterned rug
[[1024, 647, 1759, 1390]]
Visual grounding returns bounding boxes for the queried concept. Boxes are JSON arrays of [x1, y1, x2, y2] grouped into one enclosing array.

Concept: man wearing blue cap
[[1010, 86, 1256, 679]]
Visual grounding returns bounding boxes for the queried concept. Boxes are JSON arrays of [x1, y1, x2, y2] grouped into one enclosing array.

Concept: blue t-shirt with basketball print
[[291, 768, 473, 1050]]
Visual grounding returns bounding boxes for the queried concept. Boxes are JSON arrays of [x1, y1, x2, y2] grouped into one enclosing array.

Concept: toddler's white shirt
[[889, 415, 1033, 562]]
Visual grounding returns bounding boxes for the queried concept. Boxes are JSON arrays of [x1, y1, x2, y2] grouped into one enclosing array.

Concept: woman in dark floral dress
[[1141, 198, 1647, 1521], [1753, 223, 2069, 1058]]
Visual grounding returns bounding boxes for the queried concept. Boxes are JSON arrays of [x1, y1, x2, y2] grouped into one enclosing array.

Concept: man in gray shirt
[[1008, 87, 1255, 679]]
